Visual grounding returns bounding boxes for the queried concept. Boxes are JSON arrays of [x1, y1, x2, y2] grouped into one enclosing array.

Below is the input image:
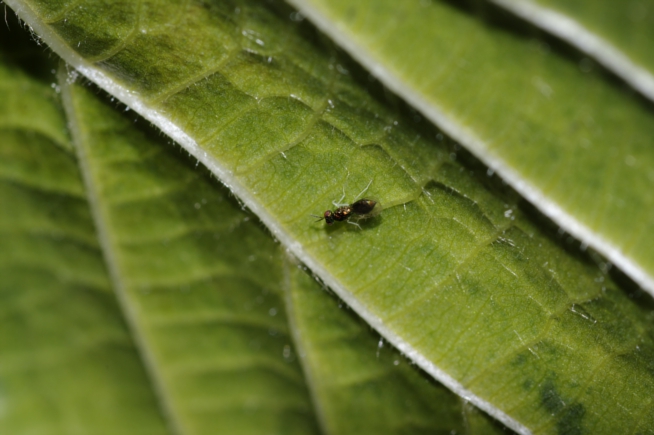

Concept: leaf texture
[[60, 72, 320, 435], [0, 32, 168, 435], [284, 257, 510, 435], [288, 0, 654, 296], [3, 1, 654, 433]]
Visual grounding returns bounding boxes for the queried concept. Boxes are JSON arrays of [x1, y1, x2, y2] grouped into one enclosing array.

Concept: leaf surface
[[0, 31, 168, 435], [284, 258, 509, 435], [288, 0, 654, 295], [60, 72, 320, 435], [489, 0, 654, 100], [57, 62, 505, 435], [4, 1, 654, 433]]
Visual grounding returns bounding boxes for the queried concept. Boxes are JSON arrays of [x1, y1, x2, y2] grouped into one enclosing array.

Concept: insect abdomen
[[351, 199, 376, 215]]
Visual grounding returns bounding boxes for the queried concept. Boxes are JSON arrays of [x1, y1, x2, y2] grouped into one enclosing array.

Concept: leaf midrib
[[59, 67, 183, 435]]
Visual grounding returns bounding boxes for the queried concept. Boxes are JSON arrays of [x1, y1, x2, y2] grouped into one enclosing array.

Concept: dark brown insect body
[[351, 199, 376, 215], [318, 199, 378, 225]]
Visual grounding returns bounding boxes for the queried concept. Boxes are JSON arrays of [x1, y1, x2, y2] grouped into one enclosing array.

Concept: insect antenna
[[310, 214, 324, 222]]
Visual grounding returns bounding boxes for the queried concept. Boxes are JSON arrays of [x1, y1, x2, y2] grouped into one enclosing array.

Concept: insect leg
[[353, 179, 374, 201], [333, 186, 348, 207], [346, 220, 362, 230]]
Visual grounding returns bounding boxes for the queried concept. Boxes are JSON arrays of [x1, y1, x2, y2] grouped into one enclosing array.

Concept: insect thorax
[[332, 206, 352, 222]]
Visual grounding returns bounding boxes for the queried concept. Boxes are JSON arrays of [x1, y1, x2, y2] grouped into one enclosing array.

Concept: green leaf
[[0, 33, 168, 435], [59, 69, 321, 435], [283, 257, 508, 434], [288, 0, 654, 295], [58, 61, 508, 435], [488, 0, 654, 100], [62, 56, 506, 435], [3, 1, 654, 434], [2, 49, 496, 433]]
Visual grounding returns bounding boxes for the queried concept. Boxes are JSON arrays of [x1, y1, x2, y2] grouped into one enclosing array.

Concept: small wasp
[[312, 180, 380, 227]]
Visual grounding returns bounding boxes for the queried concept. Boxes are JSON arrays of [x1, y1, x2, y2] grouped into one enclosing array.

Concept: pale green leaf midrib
[[281, 255, 332, 435], [58, 66, 182, 435]]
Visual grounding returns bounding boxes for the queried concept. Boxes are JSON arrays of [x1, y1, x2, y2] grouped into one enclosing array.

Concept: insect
[[312, 180, 380, 227], [316, 198, 378, 225]]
